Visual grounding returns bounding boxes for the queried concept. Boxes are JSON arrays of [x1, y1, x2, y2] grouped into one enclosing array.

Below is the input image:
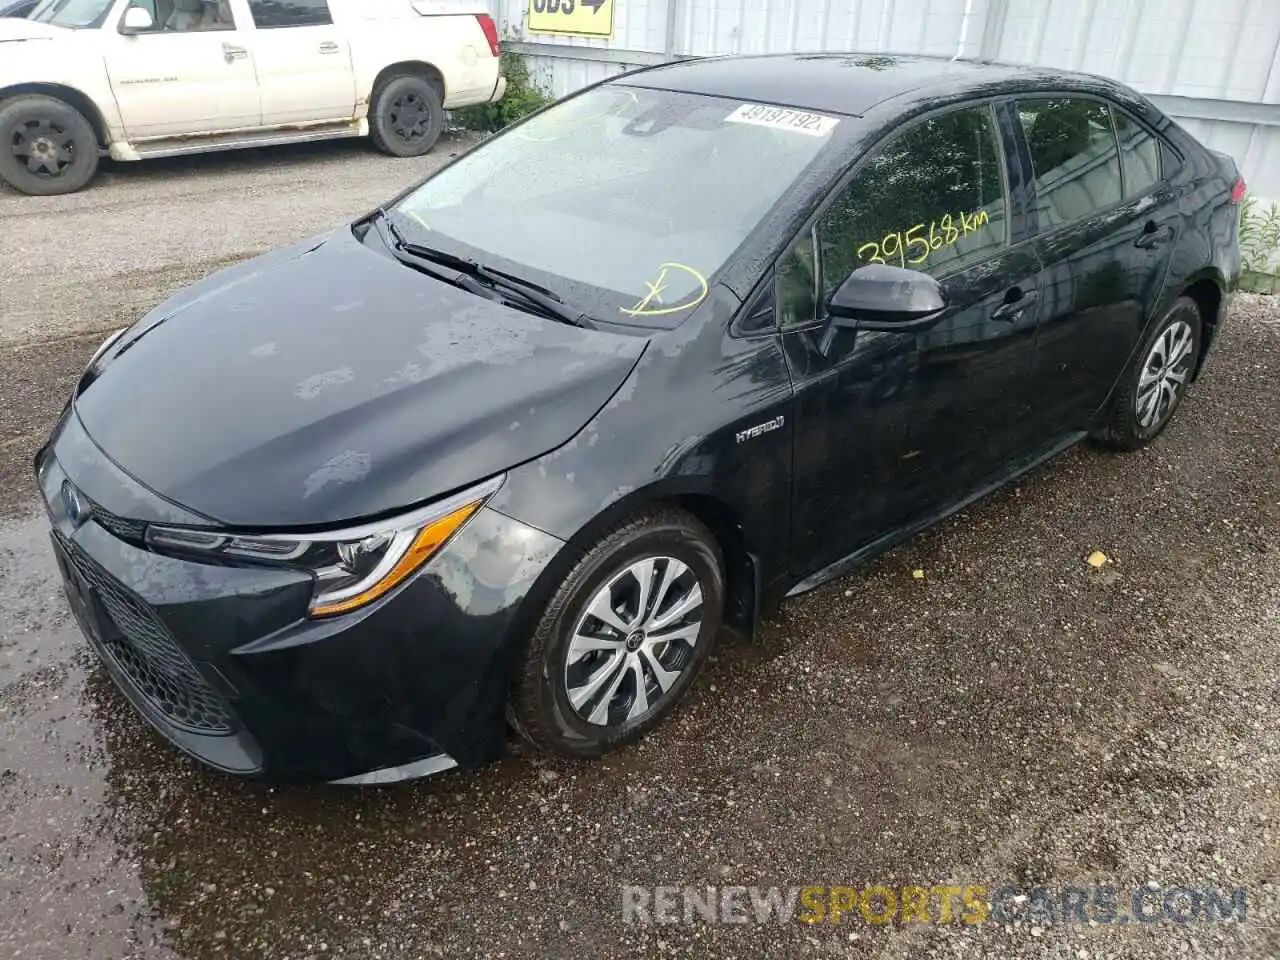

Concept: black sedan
[[37, 54, 1243, 784]]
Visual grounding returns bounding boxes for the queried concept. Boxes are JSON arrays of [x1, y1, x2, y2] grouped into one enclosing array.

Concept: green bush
[[453, 53, 552, 133], [1239, 196, 1280, 274]]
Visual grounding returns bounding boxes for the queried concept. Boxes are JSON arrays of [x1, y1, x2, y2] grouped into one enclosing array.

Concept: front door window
[[778, 105, 1008, 331]]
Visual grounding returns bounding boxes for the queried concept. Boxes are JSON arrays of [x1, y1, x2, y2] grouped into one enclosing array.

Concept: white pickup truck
[[0, 0, 506, 194]]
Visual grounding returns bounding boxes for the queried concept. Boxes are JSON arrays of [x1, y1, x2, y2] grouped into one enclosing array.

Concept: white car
[[0, 0, 506, 194]]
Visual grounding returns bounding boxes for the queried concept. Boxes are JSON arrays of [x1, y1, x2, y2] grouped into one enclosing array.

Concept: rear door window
[[246, 0, 332, 27], [1111, 108, 1162, 197], [1017, 98, 1122, 229]]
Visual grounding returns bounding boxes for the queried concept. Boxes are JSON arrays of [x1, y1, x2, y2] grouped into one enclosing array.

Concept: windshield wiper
[[371, 208, 488, 293], [373, 208, 596, 329]]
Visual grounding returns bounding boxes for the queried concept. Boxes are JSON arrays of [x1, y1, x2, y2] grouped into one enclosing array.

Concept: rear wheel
[[1092, 296, 1202, 450], [0, 95, 100, 196], [510, 508, 724, 759], [369, 74, 444, 158]]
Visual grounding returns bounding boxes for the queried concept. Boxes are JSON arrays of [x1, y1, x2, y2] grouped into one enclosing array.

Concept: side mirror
[[826, 263, 946, 331], [120, 4, 155, 34]]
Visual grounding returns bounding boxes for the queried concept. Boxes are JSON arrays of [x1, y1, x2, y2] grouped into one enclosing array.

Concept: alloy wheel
[[563, 556, 705, 728], [1135, 318, 1194, 430]]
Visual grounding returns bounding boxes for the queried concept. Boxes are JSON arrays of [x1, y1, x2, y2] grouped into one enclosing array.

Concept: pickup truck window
[[248, 0, 332, 28], [159, 0, 235, 30]]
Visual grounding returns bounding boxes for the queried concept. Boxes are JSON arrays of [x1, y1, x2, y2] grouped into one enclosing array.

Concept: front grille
[[58, 535, 234, 735], [86, 498, 148, 543]]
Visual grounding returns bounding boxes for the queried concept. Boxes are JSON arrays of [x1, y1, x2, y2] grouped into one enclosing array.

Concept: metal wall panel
[[522, 54, 635, 99], [997, 0, 1280, 102], [670, 0, 976, 57], [495, 0, 1280, 198]]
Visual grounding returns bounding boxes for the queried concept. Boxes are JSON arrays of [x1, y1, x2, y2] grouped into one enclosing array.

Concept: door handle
[[222, 42, 249, 63], [318, 41, 340, 54], [1134, 222, 1175, 250], [992, 288, 1039, 322]]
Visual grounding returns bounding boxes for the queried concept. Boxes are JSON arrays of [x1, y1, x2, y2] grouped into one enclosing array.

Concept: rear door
[[780, 102, 1045, 572], [245, 0, 356, 125], [1010, 96, 1179, 436]]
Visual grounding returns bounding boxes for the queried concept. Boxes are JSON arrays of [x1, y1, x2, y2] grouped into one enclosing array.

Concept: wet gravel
[[2, 145, 1279, 959]]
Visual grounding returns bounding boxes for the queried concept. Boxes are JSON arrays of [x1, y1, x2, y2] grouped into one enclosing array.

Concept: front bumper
[[36, 414, 565, 783]]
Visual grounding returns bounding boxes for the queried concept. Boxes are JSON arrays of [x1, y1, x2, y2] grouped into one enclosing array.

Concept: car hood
[[0, 20, 66, 41], [74, 227, 647, 528]]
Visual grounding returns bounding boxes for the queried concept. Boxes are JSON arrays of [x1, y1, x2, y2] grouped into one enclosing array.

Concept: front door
[[244, 0, 356, 125], [1012, 97, 1180, 435], [779, 103, 1045, 572], [104, 0, 261, 139]]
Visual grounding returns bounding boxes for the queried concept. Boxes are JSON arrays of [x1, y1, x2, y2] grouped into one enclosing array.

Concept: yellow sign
[[528, 0, 615, 37]]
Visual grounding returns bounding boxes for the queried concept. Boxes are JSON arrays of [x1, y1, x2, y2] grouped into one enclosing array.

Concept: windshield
[[394, 86, 840, 327], [30, 0, 114, 27]]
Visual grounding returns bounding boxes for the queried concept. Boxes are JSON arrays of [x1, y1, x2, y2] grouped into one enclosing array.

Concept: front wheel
[[1092, 296, 1202, 451], [369, 75, 444, 158], [510, 508, 725, 760], [0, 95, 100, 196]]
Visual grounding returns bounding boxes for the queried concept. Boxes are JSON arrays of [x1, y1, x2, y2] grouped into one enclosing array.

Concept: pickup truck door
[[103, 0, 261, 140], [242, 0, 357, 125]]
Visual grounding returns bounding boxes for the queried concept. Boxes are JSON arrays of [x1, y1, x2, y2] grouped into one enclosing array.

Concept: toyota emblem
[[63, 482, 91, 527]]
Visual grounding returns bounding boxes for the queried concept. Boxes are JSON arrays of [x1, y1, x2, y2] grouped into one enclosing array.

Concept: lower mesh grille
[[58, 534, 234, 735]]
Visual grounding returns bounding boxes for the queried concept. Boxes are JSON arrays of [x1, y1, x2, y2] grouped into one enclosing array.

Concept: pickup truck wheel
[[0, 95, 99, 196], [370, 75, 444, 158]]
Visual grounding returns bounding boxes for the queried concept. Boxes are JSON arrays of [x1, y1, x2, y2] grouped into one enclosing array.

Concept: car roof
[[616, 53, 1114, 118]]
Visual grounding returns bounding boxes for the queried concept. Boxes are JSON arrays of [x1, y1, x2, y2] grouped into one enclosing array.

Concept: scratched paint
[[303, 450, 372, 499], [295, 367, 354, 400]]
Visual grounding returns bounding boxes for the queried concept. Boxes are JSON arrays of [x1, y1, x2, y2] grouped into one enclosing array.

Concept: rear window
[[1018, 98, 1122, 229]]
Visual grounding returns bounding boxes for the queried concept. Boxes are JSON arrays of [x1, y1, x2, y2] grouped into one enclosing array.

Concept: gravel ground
[[0, 133, 486, 348], [1, 143, 1278, 960]]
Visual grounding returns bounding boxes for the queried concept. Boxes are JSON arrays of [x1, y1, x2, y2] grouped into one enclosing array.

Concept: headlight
[[145, 475, 503, 618]]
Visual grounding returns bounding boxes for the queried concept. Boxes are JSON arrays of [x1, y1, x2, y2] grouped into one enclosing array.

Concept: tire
[[0, 95, 99, 196], [369, 74, 444, 158], [1092, 296, 1202, 451], [509, 507, 725, 760]]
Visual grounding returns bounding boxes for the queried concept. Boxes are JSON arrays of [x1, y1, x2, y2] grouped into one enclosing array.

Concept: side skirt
[[784, 431, 1088, 598], [108, 119, 368, 162]]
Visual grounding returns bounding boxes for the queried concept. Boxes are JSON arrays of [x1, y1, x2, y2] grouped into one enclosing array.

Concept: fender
[[0, 56, 126, 147]]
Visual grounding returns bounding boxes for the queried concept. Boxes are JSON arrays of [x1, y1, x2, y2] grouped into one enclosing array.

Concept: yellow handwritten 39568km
[[856, 209, 991, 269]]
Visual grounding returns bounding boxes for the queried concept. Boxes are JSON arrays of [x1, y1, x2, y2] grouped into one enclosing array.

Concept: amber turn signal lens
[[308, 499, 483, 618]]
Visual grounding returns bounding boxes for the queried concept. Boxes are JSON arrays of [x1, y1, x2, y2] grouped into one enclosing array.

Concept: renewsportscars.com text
[[621, 884, 1248, 926]]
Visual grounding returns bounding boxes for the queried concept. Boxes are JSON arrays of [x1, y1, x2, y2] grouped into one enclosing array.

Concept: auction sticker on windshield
[[725, 103, 840, 137]]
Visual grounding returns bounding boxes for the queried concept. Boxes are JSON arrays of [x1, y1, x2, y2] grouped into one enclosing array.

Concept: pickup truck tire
[[0, 95, 99, 196], [369, 74, 444, 158]]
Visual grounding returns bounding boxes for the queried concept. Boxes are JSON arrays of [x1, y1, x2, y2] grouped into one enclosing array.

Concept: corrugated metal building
[[494, 0, 1280, 199]]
